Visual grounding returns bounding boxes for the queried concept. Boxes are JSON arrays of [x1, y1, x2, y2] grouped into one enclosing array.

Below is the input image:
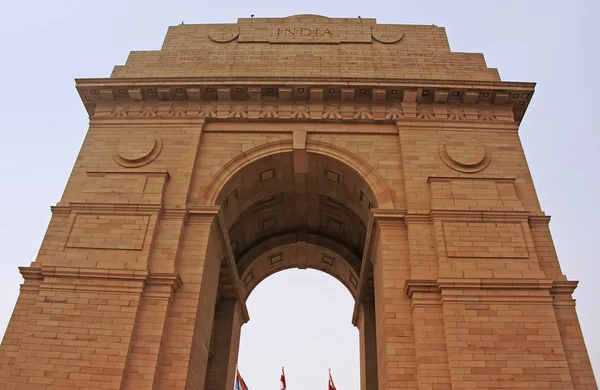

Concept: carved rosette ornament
[[291, 104, 310, 119], [168, 105, 187, 117], [447, 107, 467, 120], [199, 102, 217, 118], [478, 108, 497, 121], [111, 105, 129, 117], [259, 105, 279, 119], [354, 105, 374, 120], [371, 26, 404, 44], [208, 26, 240, 43], [114, 133, 162, 168], [140, 104, 158, 117], [89, 100, 521, 124], [229, 104, 248, 119], [322, 105, 342, 119], [385, 103, 404, 120], [416, 106, 435, 120], [439, 137, 491, 173]]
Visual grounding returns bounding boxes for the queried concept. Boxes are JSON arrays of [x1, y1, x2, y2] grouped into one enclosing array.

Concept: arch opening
[[203, 149, 380, 390], [238, 269, 360, 389], [214, 151, 378, 301]]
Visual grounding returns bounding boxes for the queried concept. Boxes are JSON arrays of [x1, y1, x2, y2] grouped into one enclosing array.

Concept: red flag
[[328, 369, 336, 390], [280, 367, 287, 390]]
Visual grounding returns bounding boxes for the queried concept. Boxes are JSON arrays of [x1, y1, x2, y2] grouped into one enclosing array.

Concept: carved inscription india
[[263, 24, 372, 43], [276, 27, 333, 37]]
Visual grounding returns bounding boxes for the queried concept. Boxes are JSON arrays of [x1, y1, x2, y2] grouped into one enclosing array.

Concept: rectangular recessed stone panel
[[325, 169, 341, 183], [349, 272, 358, 289], [359, 190, 373, 208], [443, 222, 528, 259], [260, 216, 278, 232], [83, 172, 168, 204], [326, 218, 344, 233], [268, 253, 283, 266], [429, 177, 523, 211], [245, 24, 374, 44], [321, 254, 336, 267], [224, 188, 239, 208], [243, 269, 254, 287], [67, 214, 150, 250], [259, 169, 275, 181]]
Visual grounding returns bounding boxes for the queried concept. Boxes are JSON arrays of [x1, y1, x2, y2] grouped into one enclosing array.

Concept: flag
[[328, 369, 337, 390], [234, 368, 249, 390], [280, 367, 287, 390]]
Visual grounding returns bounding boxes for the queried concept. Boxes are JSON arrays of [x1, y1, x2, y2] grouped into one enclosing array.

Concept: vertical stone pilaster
[[154, 215, 222, 390], [358, 300, 378, 390], [553, 283, 598, 390], [121, 212, 187, 390], [440, 280, 575, 390], [529, 217, 567, 281], [373, 222, 418, 390], [405, 281, 451, 390], [203, 299, 244, 390], [120, 274, 182, 390]]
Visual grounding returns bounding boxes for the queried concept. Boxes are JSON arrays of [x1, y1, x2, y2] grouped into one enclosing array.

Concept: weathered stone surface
[[0, 15, 596, 390]]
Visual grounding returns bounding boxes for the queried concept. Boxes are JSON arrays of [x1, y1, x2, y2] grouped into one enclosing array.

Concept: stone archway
[[201, 139, 395, 209], [202, 149, 380, 390], [2, 15, 596, 390]]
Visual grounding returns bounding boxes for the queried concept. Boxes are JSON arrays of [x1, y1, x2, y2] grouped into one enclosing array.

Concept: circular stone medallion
[[114, 133, 162, 168], [439, 138, 490, 173], [371, 26, 404, 44], [208, 26, 240, 43]]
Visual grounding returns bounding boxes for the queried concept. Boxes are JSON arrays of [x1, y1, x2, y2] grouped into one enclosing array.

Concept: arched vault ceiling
[[216, 152, 376, 272], [239, 242, 361, 299]]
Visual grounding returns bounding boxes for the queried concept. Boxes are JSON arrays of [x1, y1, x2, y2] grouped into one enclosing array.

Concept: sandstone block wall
[[0, 15, 596, 390]]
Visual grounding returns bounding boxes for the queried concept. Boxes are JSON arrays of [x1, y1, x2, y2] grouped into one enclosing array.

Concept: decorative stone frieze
[[77, 80, 534, 122]]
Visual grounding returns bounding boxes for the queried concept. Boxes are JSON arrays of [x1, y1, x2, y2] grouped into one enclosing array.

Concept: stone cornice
[[404, 278, 556, 295], [427, 176, 516, 184], [404, 278, 558, 305], [371, 208, 406, 223], [186, 205, 221, 215], [51, 202, 163, 216], [76, 76, 535, 90], [404, 279, 439, 297], [438, 277, 554, 304], [144, 273, 184, 304], [36, 266, 148, 294], [19, 266, 183, 299], [436, 277, 554, 290], [529, 215, 552, 226], [87, 169, 170, 178], [76, 78, 534, 123], [49, 203, 224, 222], [550, 280, 578, 295], [403, 213, 432, 224], [551, 281, 579, 308], [38, 265, 148, 280], [430, 209, 531, 223], [186, 205, 221, 224], [404, 280, 442, 311]]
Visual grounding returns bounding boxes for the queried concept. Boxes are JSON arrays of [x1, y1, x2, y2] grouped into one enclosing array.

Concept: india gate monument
[[0, 14, 597, 390]]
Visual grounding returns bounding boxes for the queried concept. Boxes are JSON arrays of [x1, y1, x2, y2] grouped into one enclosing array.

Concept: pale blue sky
[[0, 1, 598, 389]]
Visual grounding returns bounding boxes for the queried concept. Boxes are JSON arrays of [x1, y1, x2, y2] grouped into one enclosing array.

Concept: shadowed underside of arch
[[211, 147, 384, 302], [240, 241, 360, 298], [202, 140, 394, 209]]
